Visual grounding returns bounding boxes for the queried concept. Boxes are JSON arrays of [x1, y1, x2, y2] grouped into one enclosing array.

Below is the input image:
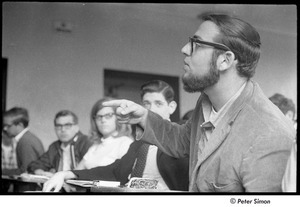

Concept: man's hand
[[103, 99, 148, 127], [42, 171, 76, 192]]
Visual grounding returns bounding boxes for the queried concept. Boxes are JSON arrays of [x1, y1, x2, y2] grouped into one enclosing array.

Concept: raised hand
[[103, 99, 148, 127]]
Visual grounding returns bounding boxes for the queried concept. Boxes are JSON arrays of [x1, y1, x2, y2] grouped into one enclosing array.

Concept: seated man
[[2, 107, 44, 175], [43, 80, 189, 192], [27, 110, 93, 177], [2, 132, 18, 172]]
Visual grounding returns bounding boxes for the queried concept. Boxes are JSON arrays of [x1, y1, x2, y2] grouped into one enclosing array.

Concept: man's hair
[[199, 13, 261, 79], [54, 110, 78, 125], [140, 80, 175, 103], [3, 107, 29, 127], [269, 93, 296, 116]]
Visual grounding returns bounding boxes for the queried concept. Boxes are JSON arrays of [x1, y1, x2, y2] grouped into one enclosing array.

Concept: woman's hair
[[90, 97, 132, 142], [140, 80, 174, 103], [200, 13, 261, 79]]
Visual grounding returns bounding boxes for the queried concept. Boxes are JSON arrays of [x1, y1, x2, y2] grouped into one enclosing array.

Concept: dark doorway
[[104, 69, 180, 122]]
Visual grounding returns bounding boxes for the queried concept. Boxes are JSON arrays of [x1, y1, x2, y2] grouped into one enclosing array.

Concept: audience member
[[42, 80, 189, 192], [2, 107, 44, 175], [27, 110, 93, 177], [269, 93, 298, 192], [269, 93, 297, 128], [2, 132, 18, 171], [1, 132, 18, 192], [102, 13, 295, 192], [75, 97, 133, 170]]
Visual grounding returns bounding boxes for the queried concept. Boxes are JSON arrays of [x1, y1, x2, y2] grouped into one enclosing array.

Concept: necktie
[[131, 143, 150, 178]]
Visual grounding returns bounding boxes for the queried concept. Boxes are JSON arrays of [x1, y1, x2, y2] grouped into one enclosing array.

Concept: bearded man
[[103, 13, 295, 192]]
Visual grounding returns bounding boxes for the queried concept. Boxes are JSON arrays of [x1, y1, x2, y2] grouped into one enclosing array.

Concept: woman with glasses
[[75, 97, 133, 170]]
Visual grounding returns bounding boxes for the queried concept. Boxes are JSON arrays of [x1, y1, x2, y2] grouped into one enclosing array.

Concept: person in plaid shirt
[[1, 132, 18, 170]]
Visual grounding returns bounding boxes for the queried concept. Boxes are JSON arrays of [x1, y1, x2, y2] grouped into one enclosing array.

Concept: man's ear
[[218, 51, 236, 71], [168, 101, 177, 115]]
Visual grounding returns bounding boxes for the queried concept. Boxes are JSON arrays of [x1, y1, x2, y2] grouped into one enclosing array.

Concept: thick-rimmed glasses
[[94, 113, 115, 121], [55, 123, 75, 130], [189, 36, 232, 55]]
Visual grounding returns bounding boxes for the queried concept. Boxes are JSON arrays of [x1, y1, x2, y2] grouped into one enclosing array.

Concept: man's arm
[[138, 110, 191, 158], [27, 145, 55, 174], [73, 141, 143, 184], [103, 99, 191, 158], [103, 99, 149, 127], [72, 160, 120, 181]]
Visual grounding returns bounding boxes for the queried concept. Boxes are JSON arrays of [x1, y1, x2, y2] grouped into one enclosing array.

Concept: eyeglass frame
[[94, 113, 115, 121], [54, 123, 75, 130], [189, 36, 232, 55]]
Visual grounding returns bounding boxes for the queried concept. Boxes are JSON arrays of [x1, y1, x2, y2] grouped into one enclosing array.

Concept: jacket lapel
[[197, 121, 232, 165], [190, 81, 254, 185]]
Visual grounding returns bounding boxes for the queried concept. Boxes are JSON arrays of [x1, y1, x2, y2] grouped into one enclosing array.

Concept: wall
[[2, 3, 297, 149]]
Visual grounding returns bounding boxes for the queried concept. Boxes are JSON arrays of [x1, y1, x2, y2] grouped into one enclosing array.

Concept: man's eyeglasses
[[55, 123, 75, 130], [189, 36, 232, 55], [94, 113, 115, 121]]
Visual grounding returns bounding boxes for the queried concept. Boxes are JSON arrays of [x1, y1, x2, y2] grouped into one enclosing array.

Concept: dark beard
[[182, 54, 220, 93]]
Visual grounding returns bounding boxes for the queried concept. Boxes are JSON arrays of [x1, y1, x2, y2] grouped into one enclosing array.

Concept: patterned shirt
[[1, 138, 18, 169]]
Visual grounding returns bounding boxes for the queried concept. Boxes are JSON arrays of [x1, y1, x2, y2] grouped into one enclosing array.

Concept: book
[[65, 180, 94, 187]]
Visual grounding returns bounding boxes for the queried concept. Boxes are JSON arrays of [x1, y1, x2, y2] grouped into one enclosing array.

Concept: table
[[66, 179, 186, 193], [1, 174, 45, 192], [90, 186, 185, 193]]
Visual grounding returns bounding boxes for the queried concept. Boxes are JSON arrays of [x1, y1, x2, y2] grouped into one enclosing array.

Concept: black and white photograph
[[1, 2, 298, 205]]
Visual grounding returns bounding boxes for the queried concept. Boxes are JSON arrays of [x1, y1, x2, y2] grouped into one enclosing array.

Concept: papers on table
[[65, 180, 94, 187], [127, 177, 159, 189], [19, 173, 49, 183], [66, 179, 120, 188]]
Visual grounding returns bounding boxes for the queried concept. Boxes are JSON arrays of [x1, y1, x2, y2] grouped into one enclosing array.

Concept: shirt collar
[[60, 142, 71, 151], [15, 128, 29, 142], [202, 82, 246, 128], [60, 133, 79, 148]]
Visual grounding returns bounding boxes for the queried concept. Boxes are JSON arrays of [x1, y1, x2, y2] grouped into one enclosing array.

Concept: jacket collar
[[191, 80, 254, 178]]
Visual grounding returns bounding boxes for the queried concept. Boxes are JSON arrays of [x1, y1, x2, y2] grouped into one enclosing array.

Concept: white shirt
[[15, 128, 29, 143], [1, 138, 18, 169], [142, 145, 170, 190], [76, 135, 133, 170], [134, 118, 171, 190], [58, 143, 72, 171], [201, 82, 246, 140]]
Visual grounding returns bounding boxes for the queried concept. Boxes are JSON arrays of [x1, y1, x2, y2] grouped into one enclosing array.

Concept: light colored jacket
[[140, 80, 295, 192]]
